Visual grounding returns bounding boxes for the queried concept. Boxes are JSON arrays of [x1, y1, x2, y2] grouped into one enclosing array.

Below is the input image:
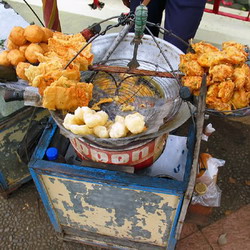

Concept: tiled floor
[[176, 204, 250, 250]]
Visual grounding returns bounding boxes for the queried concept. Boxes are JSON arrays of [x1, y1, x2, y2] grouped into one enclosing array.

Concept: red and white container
[[70, 134, 167, 170]]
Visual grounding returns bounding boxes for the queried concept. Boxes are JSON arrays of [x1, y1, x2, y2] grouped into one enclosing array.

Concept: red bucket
[[70, 134, 167, 170]]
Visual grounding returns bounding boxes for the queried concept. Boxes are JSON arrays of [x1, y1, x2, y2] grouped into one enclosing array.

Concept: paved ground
[[0, 115, 249, 249]]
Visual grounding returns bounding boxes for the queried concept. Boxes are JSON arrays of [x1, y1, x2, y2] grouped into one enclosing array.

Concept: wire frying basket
[[51, 33, 192, 147]]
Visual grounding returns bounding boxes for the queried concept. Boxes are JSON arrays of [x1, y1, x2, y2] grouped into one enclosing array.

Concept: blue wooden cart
[[0, 107, 49, 198], [28, 112, 201, 249]]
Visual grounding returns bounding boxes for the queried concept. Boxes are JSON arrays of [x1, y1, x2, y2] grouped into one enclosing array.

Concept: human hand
[[122, 0, 130, 8]]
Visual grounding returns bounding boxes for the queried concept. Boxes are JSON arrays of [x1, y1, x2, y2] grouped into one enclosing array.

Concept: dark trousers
[[130, 0, 207, 52]]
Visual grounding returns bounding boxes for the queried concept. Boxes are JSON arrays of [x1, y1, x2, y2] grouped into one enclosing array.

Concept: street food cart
[[0, 1, 249, 249]]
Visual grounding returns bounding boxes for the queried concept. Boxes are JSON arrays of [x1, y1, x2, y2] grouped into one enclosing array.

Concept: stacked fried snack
[[179, 41, 250, 111], [0, 25, 53, 68], [63, 106, 146, 138], [0, 25, 94, 111]]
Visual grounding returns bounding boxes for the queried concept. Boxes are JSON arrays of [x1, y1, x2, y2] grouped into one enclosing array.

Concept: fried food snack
[[179, 53, 204, 76], [16, 62, 31, 80], [19, 43, 30, 54], [25, 43, 44, 64], [42, 76, 93, 111], [7, 49, 26, 66], [6, 39, 19, 50], [9, 26, 27, 46], [231, 88, 248, 109], [47, 33, 93, 70], [24, 25, 44, 43], [217, 80, 235, 103], [41, 27, 53, 43], [0, 51, 11, 66], [181, 76, 202, 92], [191, 41, 219, 55], [179, 41, 250, 111], [39, 43, 49, 53], [209, 64, 234, 82]]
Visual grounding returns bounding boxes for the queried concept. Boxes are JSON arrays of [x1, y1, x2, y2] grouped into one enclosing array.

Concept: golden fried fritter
[[180, 40, 250, 111], [233, 64, 248, 89], [206, 96, 232, 111], [43, 76, 93, 111], [39, 43, 49, 53], [7, 49, 26, 66], [191, 41, 219, 55], [222, 46, 247, 65], [231, 88, 248, 109], [197, 51, 225, 67], [222, 41, 246, 52], [207, 84, 219, 99], [19, 43, 30, 54], [181, 76, 202, 92], [242, 64, 250, 92], [179, 53, 204, 76], [218, 80, 235, 103], [25, 43, 44, 64], [6, 39, 19, 50], [47, 33, 93, 70], [41, 27, 53, 43], [24, 25, 44, 43], [0, 51, 11, 66], [209, 64, 234, 82], [16, 62, 31, 80], [9, 26, 27, 46]]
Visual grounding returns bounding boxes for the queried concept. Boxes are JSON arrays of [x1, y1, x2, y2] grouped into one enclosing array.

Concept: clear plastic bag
[[191, 154, 225, 207]]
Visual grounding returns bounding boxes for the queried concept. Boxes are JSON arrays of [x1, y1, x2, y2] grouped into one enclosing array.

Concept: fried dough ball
[[6, 39, 19, 50], [93, 126, 109, 138], [181, 76, 202, 92], [63, 113, 83, 129], [25, 43, 44, 64], [69, 125, 92, 136], [19, 43, 30, 54], [231, 88, 248, 109], [16, 62, 31, 80], [9, 26, 27, 46], [0, 51, 11, 66], [179, 53, 204, 76], [209, 64, 234, 82], [24, 25, 44, 43], [7, 49, 26, 66], [218, 80, 235, 103], [41, 27, 53, 43], [109, 121, 128, 138], [83, 111, 108, 128], [39, 43, 49, 53], [125, 112, 145, 134]]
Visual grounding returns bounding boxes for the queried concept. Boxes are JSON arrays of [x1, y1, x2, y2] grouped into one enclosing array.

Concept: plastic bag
[[191, 153, 225, 207], [202, 123, 216, 141]]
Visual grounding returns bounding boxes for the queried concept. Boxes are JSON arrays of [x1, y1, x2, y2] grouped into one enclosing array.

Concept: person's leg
[[130, 0, 165, 37], [164, 0, 206, 52]]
